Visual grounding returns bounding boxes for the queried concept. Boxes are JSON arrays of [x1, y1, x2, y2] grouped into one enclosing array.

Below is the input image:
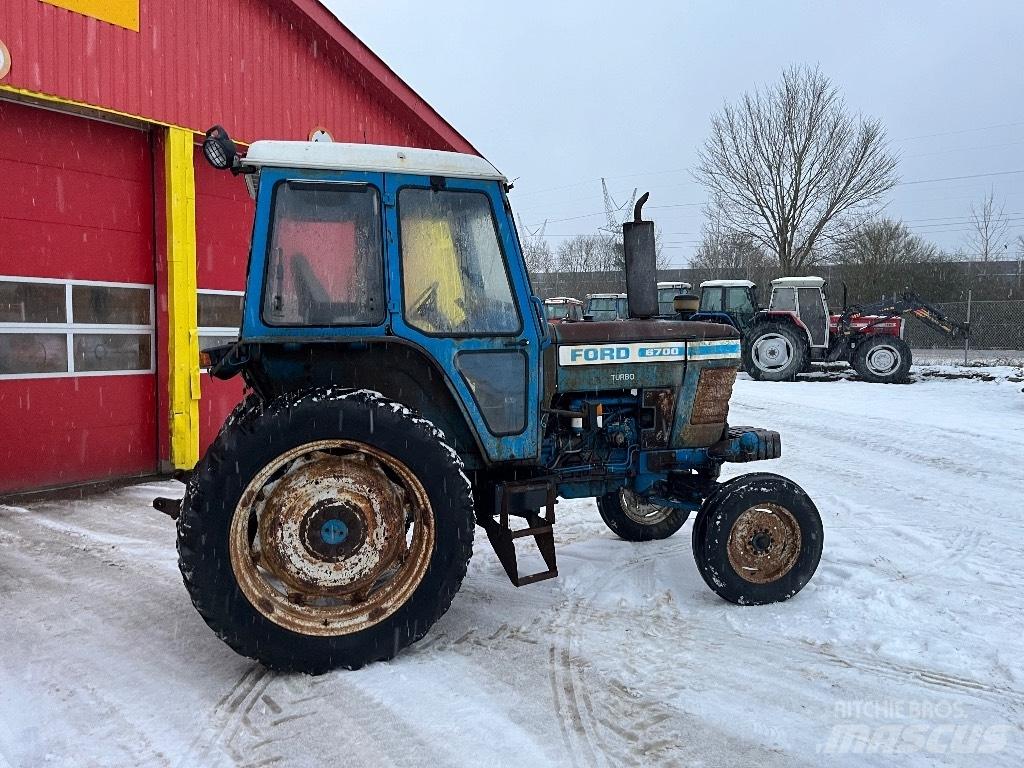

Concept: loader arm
[[844, 292, 966, 339]]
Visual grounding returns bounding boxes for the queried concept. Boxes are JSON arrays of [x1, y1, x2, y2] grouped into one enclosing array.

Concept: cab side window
[[262, 181, 384, 326], [399, 189, 520, 335]]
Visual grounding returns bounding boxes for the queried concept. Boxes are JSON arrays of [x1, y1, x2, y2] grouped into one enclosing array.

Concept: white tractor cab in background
[[584, 292, 628, 321], [656, 281, 692, 316], [543, 296, 584, 323]]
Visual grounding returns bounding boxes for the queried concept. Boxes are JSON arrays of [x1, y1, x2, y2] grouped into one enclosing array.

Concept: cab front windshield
[[545, 303, 569, 320], [587, 297, 625, 321], [658, 287, 681, 315]]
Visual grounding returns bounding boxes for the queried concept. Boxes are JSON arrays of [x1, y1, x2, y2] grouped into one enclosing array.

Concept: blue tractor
[[165, 128, 823, 673]]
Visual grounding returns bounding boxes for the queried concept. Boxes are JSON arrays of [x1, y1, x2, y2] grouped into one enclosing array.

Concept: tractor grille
[[691, 367, 736, 425]]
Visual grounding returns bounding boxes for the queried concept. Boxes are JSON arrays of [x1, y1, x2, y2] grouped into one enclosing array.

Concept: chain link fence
[[904, 297, 1024, 364]]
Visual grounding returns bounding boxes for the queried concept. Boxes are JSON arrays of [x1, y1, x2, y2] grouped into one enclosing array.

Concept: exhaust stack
[[622, 192, 658, 319]]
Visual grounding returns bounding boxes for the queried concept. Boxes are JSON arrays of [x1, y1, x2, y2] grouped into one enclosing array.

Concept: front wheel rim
[[619, 488, 675, 525], [866, 344, 900, 376], [229, 439, 435, 637], [752, 334, 793, 372], [726, 502, 802, 584]]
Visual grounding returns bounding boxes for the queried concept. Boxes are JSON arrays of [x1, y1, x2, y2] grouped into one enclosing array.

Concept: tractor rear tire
[[177, 387, 474, 673], [742, 323, 808, 382], [597, 488, 689, 541], [692, 473, 822, 605], [851, 335, 912, 383]]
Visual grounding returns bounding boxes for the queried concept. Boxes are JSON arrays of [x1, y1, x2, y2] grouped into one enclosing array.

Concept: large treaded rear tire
[[177, 387, 474, 673], [742, 322, 808, 382]]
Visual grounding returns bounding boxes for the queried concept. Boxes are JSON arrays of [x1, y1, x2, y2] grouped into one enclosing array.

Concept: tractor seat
[[552, 319, 738, 344]]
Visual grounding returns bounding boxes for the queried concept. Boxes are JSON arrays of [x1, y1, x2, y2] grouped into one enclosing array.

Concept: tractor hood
[[552, 319, 737, 345], [552, 320, 740, 388]]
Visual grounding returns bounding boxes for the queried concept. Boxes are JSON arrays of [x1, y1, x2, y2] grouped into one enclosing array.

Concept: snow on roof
[[545, 296, 583, 304], [700, 279, 755, 288], [587, 293, 626, 299], [244, 141, 506, 181], [771, 276, 825, 288], [657, 281, 692, 289]]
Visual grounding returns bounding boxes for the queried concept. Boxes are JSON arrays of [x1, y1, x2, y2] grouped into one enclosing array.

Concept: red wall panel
[[194, 146, 253, 455], [1, 0, 474, 153], [0, 101, 154, 283], [0, 101, 157, 493], [0, 376, 158, 493]]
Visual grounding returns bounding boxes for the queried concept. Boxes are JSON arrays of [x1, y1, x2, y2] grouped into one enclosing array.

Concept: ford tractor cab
[[165, 127, 823, 673]]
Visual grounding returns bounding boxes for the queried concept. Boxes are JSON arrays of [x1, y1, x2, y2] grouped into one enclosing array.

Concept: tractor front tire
[[742, 323, 808, 382], [692, 473, 823, 605], [597, 488, 689, 541], [177, 387, 474, 673], [851, 335, 912, 383]]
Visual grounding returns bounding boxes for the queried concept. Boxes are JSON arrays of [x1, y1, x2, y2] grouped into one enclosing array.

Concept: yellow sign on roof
[[40, 0, 139, 32]]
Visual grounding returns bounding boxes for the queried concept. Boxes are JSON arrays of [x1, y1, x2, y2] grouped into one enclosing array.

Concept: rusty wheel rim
[[619, 488, 674, 526], [726, 502, 802, 584], [229, 440, 434, 637]]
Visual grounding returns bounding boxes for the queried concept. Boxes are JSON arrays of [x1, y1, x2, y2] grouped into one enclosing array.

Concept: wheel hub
[[258, 454, 406, 597], [727, 503, 802, 584], [753, 334, 792, 371], [300, 500, 366, 561], [619, 488, 674, 525], [867, 346, 898, 375]]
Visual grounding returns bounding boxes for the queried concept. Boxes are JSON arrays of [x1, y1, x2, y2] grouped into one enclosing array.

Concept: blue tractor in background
[[163, 127, 824, 673]]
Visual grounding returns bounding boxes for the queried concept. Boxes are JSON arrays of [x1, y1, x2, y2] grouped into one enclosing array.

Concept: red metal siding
[[0, 101, 157, 493], [1, 0, 474, 152], [194, 145, 251, 457], [0, 101, 153, 283]]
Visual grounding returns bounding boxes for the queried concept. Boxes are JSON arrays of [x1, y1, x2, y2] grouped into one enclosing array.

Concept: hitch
[[480, 479, 558, 587], [153, 497, 182, 520]]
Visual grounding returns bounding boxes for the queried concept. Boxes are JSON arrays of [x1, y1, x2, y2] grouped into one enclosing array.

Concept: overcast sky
[[328, 1, 1024, 267]]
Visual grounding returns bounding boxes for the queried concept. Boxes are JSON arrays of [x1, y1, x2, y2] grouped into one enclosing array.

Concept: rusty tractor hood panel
[[552, 319, 738, 345], [552, 320, 742, 396]]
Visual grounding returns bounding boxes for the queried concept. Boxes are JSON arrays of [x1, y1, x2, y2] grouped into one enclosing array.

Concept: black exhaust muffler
[[622, 192, 658, 319]]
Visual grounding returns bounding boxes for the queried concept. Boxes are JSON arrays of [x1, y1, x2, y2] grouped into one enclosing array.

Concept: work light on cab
[[202, 125, 237, 170]]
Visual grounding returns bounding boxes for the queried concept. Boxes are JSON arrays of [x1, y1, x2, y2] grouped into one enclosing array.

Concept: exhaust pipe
[[622, 192, 658, 319]]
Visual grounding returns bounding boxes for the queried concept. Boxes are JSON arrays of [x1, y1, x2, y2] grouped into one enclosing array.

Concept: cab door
[[384, 174, 543, 463]]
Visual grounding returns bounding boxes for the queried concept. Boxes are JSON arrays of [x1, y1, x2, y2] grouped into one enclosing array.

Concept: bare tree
[[967, 188, 1009, 261], [693, 65, 899, 273], [517, 216, 555, 275], [837, 218, 939, 266]]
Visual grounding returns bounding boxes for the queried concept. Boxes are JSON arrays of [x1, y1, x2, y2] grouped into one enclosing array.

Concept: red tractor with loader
[[739, 277, 964, 383]]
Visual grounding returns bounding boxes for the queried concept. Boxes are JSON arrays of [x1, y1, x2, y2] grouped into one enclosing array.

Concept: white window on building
[[198, 289, 243, 369], [0, 277, 155, 379]]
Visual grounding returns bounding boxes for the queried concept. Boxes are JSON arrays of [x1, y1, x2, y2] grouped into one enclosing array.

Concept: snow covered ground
[[1, 366, 1022, 767]]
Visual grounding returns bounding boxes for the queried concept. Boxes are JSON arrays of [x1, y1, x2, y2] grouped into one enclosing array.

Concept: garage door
[[0, 100, 157, 494]]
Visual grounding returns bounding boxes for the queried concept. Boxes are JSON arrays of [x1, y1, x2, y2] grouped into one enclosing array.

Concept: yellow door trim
[[165, 126, 200, 469]]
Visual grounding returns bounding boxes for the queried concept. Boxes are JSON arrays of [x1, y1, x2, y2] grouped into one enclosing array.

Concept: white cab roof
[[244, 141, 506, 182], [771, 276, 825, 288], [545, 296, 583, 304], [700, 279, 755, 289], [587, 293, 626, 299], [657, 281, 691, 289]]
